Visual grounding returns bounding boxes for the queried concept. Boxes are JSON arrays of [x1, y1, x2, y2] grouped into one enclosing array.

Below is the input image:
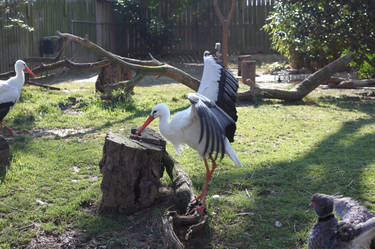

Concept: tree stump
[[241, 60, 256, 86], [0, 136, 9, 167], [95, 63, 134, 93], [237, 55, 252, 76], [99, 129, 170, 215]]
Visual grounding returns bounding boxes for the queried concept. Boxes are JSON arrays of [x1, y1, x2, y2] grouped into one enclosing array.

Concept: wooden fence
[[0, 0, 98, 73], [0, 0, 275, 73]]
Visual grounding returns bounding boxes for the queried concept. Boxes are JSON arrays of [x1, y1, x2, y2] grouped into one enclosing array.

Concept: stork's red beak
[[136, 115, 155, 136], [25, 66, 36, 77]]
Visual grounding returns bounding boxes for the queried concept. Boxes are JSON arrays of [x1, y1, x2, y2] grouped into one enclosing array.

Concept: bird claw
[[187, 199, 207, 216]]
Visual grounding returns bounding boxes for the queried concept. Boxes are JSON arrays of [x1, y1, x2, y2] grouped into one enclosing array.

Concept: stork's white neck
[[13, 68, 25, 89], [158, 108, 171, 138]]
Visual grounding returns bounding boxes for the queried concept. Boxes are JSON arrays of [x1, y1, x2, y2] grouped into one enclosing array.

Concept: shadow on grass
[[205, 98, 375, 248]]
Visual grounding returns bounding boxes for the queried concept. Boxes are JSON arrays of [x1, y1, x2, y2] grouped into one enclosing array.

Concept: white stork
[[0, 60, 36, 136], [136, 51, 241, 211]]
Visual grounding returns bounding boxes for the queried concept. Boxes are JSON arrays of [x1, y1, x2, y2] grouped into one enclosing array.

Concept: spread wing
[[187, 92, 234, 161], [198, 52, 239, 142]]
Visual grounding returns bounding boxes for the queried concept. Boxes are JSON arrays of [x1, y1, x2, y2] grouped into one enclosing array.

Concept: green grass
[[0, 79, 374, 249]]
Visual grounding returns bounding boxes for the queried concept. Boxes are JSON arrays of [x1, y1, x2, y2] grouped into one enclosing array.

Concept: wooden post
[[213, 0, 236, 68], [99, 129, 171, 215], [238, 55, 252, 76], [241, 60, 256, 86]]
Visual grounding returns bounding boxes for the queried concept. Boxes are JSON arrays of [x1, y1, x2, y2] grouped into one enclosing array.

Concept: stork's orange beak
[[25, 66, 36, 77], [136, 115, 155, 136]]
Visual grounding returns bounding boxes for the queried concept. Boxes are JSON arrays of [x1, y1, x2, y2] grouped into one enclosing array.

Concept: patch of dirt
[[26, 189, 208, 249]]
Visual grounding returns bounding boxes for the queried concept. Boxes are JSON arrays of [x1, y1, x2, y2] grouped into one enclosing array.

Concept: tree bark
[[238, 52, 354, 102], [99, 130, 169, 215]]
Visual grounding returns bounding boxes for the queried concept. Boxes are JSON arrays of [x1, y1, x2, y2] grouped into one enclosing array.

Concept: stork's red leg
[[193, 158, 211, 202], [6, 126, 14, 136], [193, 157, 218, 202], [0, 122, 14, 136], [0, 122, 3, 136]]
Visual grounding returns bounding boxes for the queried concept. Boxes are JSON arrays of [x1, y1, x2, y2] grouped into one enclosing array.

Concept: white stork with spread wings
[[136, 51, 241, 211]]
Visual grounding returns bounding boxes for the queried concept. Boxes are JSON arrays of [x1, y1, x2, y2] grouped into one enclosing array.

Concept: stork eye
[[152, 110, 157, 115]]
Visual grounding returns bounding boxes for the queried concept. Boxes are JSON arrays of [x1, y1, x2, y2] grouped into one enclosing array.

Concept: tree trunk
[[213, 0, 236, 68], [96, 63, 134, 93], [238, 55, 252, 76], [99, 130, 170, 215], [241, 60, 256, 86]]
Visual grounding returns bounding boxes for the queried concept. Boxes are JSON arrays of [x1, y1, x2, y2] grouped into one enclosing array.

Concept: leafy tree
[[0, 0, 34, 31], [264, 0, 375, 78], [113, 0, 200, 55]]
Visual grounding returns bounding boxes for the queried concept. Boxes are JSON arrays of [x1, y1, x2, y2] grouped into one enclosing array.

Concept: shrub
[[264, 0, 375, 78]]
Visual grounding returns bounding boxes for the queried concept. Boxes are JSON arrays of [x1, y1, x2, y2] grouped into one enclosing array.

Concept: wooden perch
[[238, 52, 355, 102], [56, 31, 200, 91]]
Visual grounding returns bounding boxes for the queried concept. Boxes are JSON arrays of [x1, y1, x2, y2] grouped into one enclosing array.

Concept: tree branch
[[213, 0, 225, 24], [56, 31, 200, 91], [238, 53, 355, 102]]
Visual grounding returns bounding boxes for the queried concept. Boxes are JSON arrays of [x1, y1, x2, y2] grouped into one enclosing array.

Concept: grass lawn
[[0, 76, 374, 249]]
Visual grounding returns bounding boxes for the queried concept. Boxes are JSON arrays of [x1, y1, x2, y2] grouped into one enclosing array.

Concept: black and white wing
[[187, 92, 234, 161], [0, 102, 15, 122], [198, 51, 238, 142]]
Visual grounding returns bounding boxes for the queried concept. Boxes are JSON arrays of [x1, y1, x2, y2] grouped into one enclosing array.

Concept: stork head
[[15, 60, 36, 77], [203, 51, 211, 58], [309, 193, 334, 218], [136, 103, 169, 136]]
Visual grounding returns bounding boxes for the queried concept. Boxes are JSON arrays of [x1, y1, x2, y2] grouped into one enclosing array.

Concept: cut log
[[99, 130, 168, 215], [241, 60, 256, 86]]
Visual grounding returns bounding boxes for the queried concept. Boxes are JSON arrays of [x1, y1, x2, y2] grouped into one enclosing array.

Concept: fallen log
[[329, 78, 375, 89], [238, 53, 354, 102]]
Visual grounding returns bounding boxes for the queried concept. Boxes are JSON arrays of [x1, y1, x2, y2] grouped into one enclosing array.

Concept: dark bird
[[136, 51, 242, 212], [308, 193, 375, 249], [0, 60, 36, 136]]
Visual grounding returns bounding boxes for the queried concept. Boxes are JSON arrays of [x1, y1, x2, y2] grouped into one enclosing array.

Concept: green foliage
[[264, 0, 375, 78], [0, 0, 34, 31], [113, 0, 200, 54]]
